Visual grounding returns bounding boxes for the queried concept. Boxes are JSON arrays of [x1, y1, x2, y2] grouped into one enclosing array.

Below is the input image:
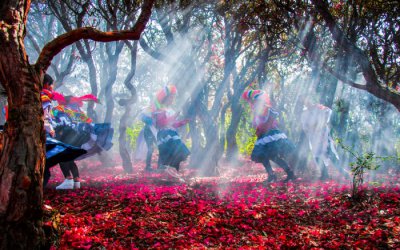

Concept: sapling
[[336, 139, 396, 200]]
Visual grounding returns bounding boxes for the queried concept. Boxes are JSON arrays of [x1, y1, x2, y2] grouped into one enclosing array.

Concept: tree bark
[[225, 55, 259, 162], [311, 0, 400, 111], [118, 41, 138, 173], [195, 18, 239, 175], [104, 42, 124, 123], [187, 89, 204, 168], [0, 2, 46, 249], [0, 0, 154, 248], [225, 100, 242, 161]]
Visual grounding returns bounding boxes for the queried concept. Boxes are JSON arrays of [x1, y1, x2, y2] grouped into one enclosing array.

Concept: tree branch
[[322, 62, 367, 91], [35, 0, 154, 72], [25, 32, 41, 55], [138, 37, 167, 61], [311, 0, 400, 111]]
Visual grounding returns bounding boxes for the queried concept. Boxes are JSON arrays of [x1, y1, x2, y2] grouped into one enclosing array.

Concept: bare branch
[[322, 62, 367, 91], [139, 37, 167, 61], [35, 0, 155, 72], [311, 0, 400, 111], [25, 32, 41, 54]]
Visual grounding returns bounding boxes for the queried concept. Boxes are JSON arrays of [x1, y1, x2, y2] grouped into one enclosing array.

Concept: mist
[[17, 0, 400, 189]]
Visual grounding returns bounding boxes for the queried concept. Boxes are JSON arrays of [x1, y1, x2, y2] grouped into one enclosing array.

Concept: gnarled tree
[[0, 0, 154, 248], [309, 0, 400, 111]]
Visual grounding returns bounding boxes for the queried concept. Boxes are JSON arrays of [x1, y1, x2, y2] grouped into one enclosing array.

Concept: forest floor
[[44, 157, 400, 249]]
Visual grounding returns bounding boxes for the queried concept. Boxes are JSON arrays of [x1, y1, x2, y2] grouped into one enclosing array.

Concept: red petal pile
[[44, 159, 400, 249]]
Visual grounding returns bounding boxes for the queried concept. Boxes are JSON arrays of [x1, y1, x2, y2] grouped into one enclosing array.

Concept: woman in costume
[[242, 89, 296, 182], [41, 74, 87, 187], [152, 85, 190, 177], [51, 92, 113, 189], [300, 97, 349, 180]]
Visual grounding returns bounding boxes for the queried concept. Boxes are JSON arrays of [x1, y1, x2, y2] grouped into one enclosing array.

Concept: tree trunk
[[1, 1, 155, 248], [118, 41, 138, 173], [188, 91, 220, 176], [225, 60, 258, 163], [85, 56, 99, 122], [0, 3, 46, 248], [188, 99, 202, 168], [202, 122, 221, 176], [0, 98, 45, 250], [119, 105, 134, 173], [225, 101, 243, 162], [194, 18, 238, 176], [104, 42, 124, 123], [311, 0, 400, 111]]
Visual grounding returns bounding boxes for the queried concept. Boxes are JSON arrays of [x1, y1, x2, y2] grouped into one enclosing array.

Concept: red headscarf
[[52, 92, 99, 107]]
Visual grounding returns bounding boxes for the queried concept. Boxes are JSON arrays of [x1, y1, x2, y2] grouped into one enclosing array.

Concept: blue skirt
[[157, 129, 190, 167], [45, 137, 87, 168], [251, 129, 295, 163], [54, 123, 114, 160]]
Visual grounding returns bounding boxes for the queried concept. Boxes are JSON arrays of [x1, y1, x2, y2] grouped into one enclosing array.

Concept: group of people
[[1, 76, 348, 186], [242, 89, 349, 182], [136, 85, 348, 183]]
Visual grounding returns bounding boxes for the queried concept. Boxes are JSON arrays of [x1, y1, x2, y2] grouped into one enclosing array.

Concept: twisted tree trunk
[[118, 41, 138, 173], [0, 0, 154, 248], [0, 2, 46, 249]]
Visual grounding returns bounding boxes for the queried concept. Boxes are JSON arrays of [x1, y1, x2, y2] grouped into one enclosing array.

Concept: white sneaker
[[165, 167, 185, 182], [56, 179, 74, 190], [74, 182, 81, 189]]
